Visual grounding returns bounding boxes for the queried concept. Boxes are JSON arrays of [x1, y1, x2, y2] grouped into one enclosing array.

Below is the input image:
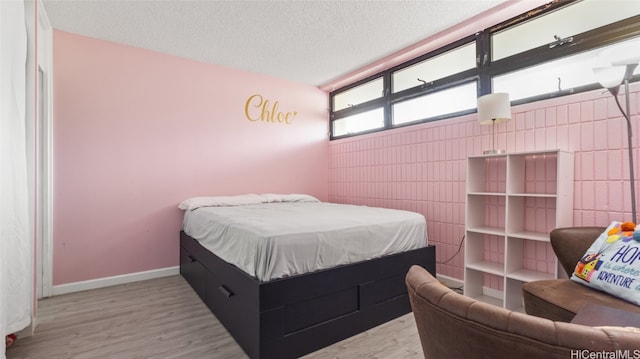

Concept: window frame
[[329, 0, 640, 140], [487, 13, 640, 106]]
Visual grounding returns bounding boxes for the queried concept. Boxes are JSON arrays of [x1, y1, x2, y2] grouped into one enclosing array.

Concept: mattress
[[180, 196, 427, 281]]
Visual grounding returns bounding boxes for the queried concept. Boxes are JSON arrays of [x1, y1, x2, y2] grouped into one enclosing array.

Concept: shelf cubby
[[464, 150, 574, 309]]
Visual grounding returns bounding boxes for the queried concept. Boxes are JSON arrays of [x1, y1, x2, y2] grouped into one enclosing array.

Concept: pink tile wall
[[329, 83, 640, 281], [483, 234, 504, 288], [485, 157, 506, 193]]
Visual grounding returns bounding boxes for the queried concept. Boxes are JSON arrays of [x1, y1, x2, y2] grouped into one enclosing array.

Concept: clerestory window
[[330, 0, 640, 140]]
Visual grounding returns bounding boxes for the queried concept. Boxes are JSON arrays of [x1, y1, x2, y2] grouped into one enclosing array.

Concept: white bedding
[[181, 200, 427, 281]]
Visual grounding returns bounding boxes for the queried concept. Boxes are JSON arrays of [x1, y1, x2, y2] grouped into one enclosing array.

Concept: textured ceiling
[[41, 0, 508, 87]]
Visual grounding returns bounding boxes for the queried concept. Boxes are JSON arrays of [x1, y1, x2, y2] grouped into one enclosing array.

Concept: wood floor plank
[[6, 275, 423, 359]]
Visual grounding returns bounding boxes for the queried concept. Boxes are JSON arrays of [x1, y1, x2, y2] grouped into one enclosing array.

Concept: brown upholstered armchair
[[522, 227, 640, 322], [405, 265, 639, 359]]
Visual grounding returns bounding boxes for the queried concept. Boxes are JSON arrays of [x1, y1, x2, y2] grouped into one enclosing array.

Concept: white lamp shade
[[593, 66, 626, 88], [477, 93, 511, 125]]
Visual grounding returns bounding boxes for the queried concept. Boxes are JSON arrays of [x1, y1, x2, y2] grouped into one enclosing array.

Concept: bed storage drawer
[[180, 230, 437, 359], [180, 246, 207, 302], [180, 232, 262, 358], [359, 273, 408, 307], [205, 268, 258, 330]]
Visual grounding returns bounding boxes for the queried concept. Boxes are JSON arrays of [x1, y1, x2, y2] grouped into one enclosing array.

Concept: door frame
[[35, 0, 53, 299]]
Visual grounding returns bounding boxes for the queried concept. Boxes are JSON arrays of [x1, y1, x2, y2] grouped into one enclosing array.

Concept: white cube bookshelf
[[464, 150, 574, 312]]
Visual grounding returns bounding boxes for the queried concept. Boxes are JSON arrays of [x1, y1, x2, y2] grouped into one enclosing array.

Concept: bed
[[178, 194, 436, 359]]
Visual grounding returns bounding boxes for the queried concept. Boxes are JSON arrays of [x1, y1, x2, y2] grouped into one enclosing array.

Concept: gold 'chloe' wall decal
[[244, 94, 297, 124]]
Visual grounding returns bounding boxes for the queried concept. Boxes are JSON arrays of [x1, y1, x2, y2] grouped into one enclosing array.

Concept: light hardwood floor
[[7, 275, 423, 359]]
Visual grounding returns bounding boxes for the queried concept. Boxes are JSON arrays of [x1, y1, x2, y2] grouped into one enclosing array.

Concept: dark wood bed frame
[[180, 230, 436, 359]]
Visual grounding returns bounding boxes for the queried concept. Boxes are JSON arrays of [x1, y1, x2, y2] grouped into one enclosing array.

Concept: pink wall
[[329, 84, 640, 281], [52, 30, 328, 285], [52, 18, 640, 289]]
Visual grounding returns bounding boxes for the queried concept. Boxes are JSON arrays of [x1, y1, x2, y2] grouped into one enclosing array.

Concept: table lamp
[[478, 92, 511, 154]]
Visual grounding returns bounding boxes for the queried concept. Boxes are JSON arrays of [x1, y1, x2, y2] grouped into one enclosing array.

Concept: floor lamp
[[593, 52, 639, 223]]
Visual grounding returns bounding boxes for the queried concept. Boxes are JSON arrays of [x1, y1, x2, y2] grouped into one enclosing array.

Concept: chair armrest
[[551, 227, 605, 277]]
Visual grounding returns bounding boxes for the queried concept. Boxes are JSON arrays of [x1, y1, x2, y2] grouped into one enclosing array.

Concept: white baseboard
[[436, 274, 463, 290], [435, 274, 503, 300], [52, 266, 180, 296]]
